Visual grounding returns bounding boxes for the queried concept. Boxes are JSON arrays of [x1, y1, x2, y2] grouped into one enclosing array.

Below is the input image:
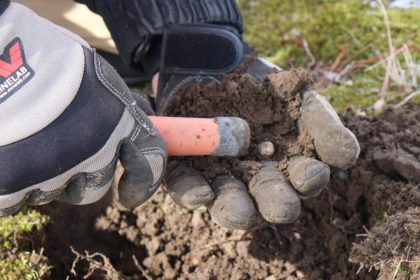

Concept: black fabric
[[0, 0, 10, 16], [0, 49, 125, 195], [160, 24, 243, 74], [76, 0, 243, 67], [97, 49, 149, 85], [156, 24, 247, 113]]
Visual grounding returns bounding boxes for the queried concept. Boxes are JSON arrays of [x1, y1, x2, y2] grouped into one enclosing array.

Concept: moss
[[321, 66, 420, 112], [0, 252, 50, 280], [321, 74, 380, 111], [398, 264, 412, 278], [241, 0, 420, 64], [0, 209, 51, 279], [241, 0, 420, 111]]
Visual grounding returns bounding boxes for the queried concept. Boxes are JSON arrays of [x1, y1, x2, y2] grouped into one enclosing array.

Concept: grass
[[240, 0, 420, 111], [0, 209, 50, 279]]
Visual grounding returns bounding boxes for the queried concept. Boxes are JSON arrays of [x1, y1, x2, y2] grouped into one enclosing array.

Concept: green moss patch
[[241, 0, 420, 111], [0, 209, 50, 279]]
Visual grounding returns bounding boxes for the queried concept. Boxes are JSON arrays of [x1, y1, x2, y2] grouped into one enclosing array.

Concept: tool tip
[[214, 117, 251, 157]]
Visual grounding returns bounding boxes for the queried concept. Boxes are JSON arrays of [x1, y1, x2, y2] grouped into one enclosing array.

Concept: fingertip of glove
[[299, 92, 361, 170], [208, 176, 260, 230]]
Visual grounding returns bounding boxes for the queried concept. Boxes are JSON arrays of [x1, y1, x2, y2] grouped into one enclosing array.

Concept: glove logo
[[0, 38, 34, 104]]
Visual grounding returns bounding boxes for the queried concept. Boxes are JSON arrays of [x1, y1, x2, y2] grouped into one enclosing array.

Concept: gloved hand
[[152, 24, 360, 230], [0, 2, 167, 216]]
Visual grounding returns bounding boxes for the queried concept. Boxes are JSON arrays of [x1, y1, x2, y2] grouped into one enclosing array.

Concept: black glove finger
[[208, 176, 262, 230], [118, 138, 166, 210], [57, 158, 117, 205], [249, 167, 301, 224], [299, 91, 360, 170], [288, 156, 330, 198], [166, 164, 214, 210], [93, 53, 167, 209]]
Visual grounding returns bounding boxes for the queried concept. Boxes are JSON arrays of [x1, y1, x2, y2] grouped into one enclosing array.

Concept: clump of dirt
[[343, 107, 420, 222], [163, 68, 315, 182]]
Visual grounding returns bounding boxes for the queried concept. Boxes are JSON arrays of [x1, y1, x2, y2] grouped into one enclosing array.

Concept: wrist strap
[[77, 0, 243, 66], [156, 24, 248, 113]]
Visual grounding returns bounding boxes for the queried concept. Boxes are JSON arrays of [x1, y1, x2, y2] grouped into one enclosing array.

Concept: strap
[[76, 0, 243, 65], [156, 24, 246, 113]]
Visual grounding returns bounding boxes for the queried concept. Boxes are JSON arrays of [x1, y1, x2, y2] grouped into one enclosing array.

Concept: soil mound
[[346, 107, 420, 279], [351, 208, 420, 279], [164, 69, 314, 182]]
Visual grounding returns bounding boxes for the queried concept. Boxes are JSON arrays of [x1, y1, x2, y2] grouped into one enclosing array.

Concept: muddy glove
[[153, 24, 360, 230], [0, 2, 167, 216]]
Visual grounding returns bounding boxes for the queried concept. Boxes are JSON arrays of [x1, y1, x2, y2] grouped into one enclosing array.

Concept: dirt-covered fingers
[[249, 167, 301, 224], [166, 165, 214, 210], [299, 91, 360, 170], [288, 157, 330, 198], [208, 176, 261, 230], [167, 167, 262, 230]]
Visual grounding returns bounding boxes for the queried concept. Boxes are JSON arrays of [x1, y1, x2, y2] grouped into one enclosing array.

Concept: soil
[[346, 107, 420, 279], [34, 81, 419, 279], [350, 207, 420, 279], [163, 69, 315, 183]]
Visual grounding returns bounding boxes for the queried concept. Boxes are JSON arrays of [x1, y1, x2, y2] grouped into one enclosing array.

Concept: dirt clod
[[164, 68, 313, 183]]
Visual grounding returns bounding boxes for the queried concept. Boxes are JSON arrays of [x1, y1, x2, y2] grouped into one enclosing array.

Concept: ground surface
[[1, 1, 419, 279], [31, 105, 419, 280]]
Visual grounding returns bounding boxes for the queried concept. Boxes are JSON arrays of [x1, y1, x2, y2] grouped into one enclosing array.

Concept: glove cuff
[[78, 0, 243, 67]]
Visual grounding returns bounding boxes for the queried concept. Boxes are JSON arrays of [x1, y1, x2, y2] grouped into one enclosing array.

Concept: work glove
[[0, 3, 167, 216], [153, 24, 360, 230]]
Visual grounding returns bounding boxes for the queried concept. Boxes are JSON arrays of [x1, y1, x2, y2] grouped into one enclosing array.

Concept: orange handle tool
[[149, 116, 250, 157]]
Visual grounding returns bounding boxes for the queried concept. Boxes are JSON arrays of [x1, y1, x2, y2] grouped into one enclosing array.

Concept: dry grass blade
[[393, 90, 420, 108], [70, 246, 122, 280], [373, 0, 397, 112], [132, 255, 153, 280], [371, 1, 420, 111]]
